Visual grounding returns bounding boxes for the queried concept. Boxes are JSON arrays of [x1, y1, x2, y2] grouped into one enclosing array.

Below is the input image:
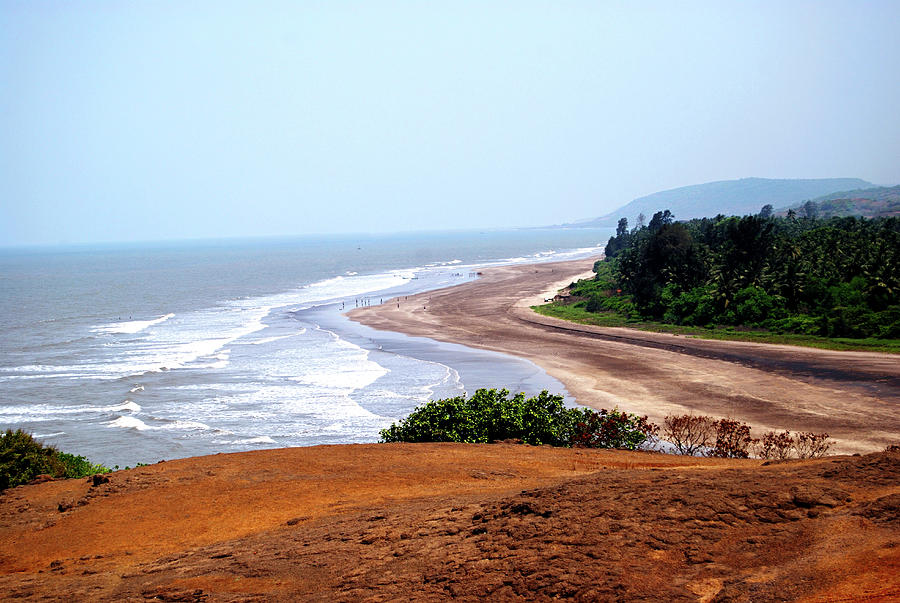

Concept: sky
[[2, 1, 899, 246]]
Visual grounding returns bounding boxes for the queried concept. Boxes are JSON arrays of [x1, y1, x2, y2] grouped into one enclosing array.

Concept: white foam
[[121, 273, 412, 379], [105, 416, 215, 432], [232, 436, 276, 444], [248, 331, 305, 345], [92, 313, 175, 335], [107, 416, 151, 430], [0, 365, 61, 373], [448, 244, 604, 273], [0, 400, 140, 419], [283, 326, 390, 396], [33, 431, 66, 439], [129, 385, 144, 393], [167, 420, 215, 431]]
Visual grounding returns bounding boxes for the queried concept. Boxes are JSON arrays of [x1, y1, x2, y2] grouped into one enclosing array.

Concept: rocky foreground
[[0, 443, 898, 601]]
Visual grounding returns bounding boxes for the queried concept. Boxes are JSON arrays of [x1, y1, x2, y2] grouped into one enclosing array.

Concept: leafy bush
[[569, 407, 658, 450], [0, 429, 111, 490], [379, 389, 574, 446], [0, 429, 65, 490], [825, 305, 880, 338], [765, 314, 821, 336], [380, 390, 660, 449], [875, 306, 900, 338], [382, 397, 833, 461], [733, 286, 784, 325], [584, 294, 636, 317], [57, 452, 113, 478], [585, 294, 605, 313]]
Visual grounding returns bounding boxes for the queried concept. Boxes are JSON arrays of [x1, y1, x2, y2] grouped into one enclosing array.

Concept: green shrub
[[380, 390, 660, 450], [585, 294, 605, 313], [57, 452, 112, 479], [876, 306, 900, 338], [0, 429, 111, 490], [379, 389, 574, 446], [765, 314, 822, 335], [825, 305, 880, 338], [733, 286, 784, 325]]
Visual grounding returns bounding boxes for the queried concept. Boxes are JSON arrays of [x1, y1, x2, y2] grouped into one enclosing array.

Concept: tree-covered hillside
[[589, 211, 900, 340], [569, 178, 872, 228], [780, 185, 900, 219]]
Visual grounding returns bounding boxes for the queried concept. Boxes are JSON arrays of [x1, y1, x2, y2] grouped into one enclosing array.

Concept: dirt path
[[349, 258, 900, 453]]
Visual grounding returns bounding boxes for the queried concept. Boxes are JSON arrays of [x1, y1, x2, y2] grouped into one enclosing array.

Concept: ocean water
[[0, 229, 610, 467]]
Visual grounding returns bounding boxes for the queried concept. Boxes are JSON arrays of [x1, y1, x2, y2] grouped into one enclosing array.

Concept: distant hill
[[780, 185, 900, 218], [568, 177, 873, 227]]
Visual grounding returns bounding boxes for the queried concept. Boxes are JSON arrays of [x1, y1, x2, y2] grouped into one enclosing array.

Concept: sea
[[0, 228, 611, 467]]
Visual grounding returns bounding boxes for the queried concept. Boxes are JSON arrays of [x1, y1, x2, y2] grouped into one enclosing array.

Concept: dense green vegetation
[[534, 301, 900, 353], [0, 429, 111, 490], [567, 211, 899, 346], [379, 389, 656, 450]]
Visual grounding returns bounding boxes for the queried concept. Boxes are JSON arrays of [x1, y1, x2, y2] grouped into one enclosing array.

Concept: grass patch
[[533, 302, 900, 354]]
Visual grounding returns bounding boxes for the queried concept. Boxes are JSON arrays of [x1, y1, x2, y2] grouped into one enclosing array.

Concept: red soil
[[1, 444, 898, 601]]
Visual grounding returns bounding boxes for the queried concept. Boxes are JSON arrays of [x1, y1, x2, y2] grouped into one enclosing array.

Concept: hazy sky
[[2, 1, 899, 246]]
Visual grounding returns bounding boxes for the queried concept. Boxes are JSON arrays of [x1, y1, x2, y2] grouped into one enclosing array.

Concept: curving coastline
[[348, 257, 900, 454], [2, 257, 898, 601]]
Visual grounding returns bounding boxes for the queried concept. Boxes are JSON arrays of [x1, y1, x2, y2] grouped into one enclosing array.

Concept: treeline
[[593, 210, 900, 339]]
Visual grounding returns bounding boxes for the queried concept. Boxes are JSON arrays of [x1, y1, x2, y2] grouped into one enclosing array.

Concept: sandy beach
[[349, 257, 900, 454]]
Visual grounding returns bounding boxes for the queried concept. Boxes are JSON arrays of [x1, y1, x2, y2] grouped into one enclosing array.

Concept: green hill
[[780, 185, 900, 218], [571, 177, 873, 227]]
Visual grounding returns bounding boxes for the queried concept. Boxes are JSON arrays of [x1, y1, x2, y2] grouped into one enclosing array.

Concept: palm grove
[[596, 209, 900, 339]]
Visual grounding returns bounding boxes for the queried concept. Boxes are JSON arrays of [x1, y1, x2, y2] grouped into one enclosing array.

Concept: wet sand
[[349, 257, 900, 454]]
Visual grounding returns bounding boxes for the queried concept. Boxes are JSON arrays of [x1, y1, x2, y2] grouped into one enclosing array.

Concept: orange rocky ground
[[1, 444, 898, 601]]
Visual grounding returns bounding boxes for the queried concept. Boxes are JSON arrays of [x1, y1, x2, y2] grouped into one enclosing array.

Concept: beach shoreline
[[348, 257, 900, 454]]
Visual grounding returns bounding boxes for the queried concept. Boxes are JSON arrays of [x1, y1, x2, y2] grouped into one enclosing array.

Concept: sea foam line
[[0, 400, 141, 418], [106, 416, 222, 432], [92, 313, 175, 335]]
